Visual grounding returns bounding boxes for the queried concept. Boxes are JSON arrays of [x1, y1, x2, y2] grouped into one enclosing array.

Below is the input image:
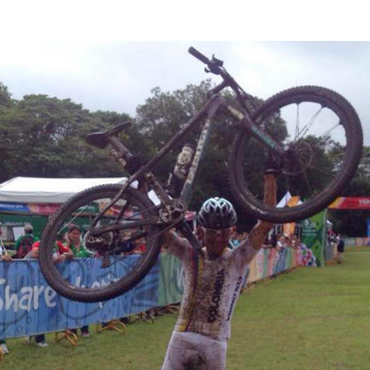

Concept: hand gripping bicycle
[[39, 47, 363, 302]]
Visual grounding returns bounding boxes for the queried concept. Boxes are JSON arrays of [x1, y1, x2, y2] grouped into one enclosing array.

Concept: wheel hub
[[281, 141, 313, 176]]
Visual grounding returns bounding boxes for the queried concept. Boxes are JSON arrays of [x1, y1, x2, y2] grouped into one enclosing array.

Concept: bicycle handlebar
[[188, 46, 210, 64], [188, 46, 251, 105]]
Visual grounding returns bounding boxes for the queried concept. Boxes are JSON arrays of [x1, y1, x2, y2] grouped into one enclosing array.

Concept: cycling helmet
[[198, 197, 237, 230]]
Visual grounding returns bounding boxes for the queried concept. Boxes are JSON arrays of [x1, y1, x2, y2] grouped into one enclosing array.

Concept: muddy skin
[[181, 352, 207, 370]]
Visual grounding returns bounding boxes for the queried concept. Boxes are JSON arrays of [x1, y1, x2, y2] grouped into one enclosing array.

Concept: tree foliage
[[0, 82, 12, 109], [0, 91, 132, 182]]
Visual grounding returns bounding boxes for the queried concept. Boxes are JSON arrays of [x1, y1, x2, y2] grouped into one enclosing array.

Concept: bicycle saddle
[[86, 122, 132, 149]]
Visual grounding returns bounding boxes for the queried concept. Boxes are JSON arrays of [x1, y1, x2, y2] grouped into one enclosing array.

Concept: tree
[[0, 92, 134, 182], [0, 82, 12, 109]]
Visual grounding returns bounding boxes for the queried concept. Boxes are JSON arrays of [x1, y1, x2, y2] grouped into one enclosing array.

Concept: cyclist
[[161, 172, 276, 370]]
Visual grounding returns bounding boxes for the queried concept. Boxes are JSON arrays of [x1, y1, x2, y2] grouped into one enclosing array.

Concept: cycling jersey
[[163, 231, 258, 341]]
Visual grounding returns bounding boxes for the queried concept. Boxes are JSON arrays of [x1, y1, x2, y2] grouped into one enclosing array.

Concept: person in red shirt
[[31, 240, 73, 262]]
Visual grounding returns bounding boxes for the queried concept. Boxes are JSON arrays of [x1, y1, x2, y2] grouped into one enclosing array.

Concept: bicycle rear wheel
[[39, 184, 161, 302], [228, 86, 363, 223]]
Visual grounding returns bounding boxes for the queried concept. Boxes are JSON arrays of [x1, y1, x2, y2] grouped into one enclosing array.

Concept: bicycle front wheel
[[39, 184, 162, 302], [228, 86, 363, 223]]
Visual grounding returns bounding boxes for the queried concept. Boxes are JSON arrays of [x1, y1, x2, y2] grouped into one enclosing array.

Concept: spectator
[[271, 231, 278, 248], [276, 234, 286, 252], [228, 228, 239, 250], [64, 224, 91, 258], [23, 237, 63, 348], [289, 234, 299, 249], [336, 234, 345, 264], [0, 231, 11, 354], [115, 229, 136, 254], [14, 225, 39, 259], [133, 236, 146, 254], [64, 224, 91, 338], [31, 239, 73, 263]]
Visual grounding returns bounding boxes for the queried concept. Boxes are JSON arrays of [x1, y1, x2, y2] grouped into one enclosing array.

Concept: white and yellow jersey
[[163, 231, 258, 341]]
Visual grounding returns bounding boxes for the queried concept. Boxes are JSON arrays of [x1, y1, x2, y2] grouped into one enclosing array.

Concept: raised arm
[[248, 171, 276, 250], [162, 229, 192, 262]]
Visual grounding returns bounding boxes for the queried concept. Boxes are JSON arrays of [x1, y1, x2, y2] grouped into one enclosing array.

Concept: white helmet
[[198, 197, 237, 230]]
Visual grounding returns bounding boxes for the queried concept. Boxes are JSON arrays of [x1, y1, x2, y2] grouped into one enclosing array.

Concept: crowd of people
[[228, 228, 301, 252], [0, 221, 152, 355], [0, 223, 93, 354]]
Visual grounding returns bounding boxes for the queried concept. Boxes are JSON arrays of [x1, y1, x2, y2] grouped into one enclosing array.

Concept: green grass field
[[2, 248, 370, 369]]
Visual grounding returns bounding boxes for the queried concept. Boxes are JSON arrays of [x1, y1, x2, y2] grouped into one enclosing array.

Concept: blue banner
[[0, 249, 302, 340], [0, 257, 160, 340], [0, 203, 30, 214]]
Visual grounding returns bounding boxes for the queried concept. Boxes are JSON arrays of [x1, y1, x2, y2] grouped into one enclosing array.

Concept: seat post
[[108, 135, 131, 157]]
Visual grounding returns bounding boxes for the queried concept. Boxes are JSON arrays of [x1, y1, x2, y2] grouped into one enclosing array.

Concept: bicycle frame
[[133, 99, 285, 208], [88, 91, 286, 249]]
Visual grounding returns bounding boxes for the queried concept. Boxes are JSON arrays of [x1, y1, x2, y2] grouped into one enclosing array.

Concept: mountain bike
[[39, 47, 363, 302]]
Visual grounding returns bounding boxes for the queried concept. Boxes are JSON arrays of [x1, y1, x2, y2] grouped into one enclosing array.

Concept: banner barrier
[[246, 246, 303, 283], [329, 197, 370, 209], [301, 210, 326, 267], [0, 256, 160, 340], [344, 237, 370, 247], [0, 247, 304, 340]]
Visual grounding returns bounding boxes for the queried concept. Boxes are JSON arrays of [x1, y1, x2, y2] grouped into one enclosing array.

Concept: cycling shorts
[[161, 331, 227, 370]]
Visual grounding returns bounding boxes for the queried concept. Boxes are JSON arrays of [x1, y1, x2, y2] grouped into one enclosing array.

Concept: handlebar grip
[[188, 47, 210, 64]]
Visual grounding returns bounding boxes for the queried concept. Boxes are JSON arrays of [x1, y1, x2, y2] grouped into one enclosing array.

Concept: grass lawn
[[2, 247, 370, 369]]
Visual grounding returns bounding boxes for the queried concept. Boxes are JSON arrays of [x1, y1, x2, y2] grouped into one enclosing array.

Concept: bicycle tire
[[39, 184, 161, 302], [228, 86, 363, 223]]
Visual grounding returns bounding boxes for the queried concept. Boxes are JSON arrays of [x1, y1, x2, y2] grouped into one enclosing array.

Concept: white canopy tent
[[276, 191, 293, 208], [0, 177, 162, 242], [0, 177, 128, 204], [276, 191, 303, 208], [0, 176, 161, 206]]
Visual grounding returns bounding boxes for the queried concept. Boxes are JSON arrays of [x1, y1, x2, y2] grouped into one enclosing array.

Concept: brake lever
[[211, 55, 224, 67]]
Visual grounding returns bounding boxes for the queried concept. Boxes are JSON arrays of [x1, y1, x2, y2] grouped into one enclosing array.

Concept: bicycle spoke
[[56, 204, 92, 235], [114, 198, 132, 222], [121, 203, 159, 221], [317, 122, 341, 140], [300, 164, 314, 197], [294, 103, 300, 141], [296, 105, 324, 140], [306, 163, 334, 178]]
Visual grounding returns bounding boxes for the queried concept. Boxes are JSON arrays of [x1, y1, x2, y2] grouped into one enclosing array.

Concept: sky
[[1, 1, 369, 145]]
